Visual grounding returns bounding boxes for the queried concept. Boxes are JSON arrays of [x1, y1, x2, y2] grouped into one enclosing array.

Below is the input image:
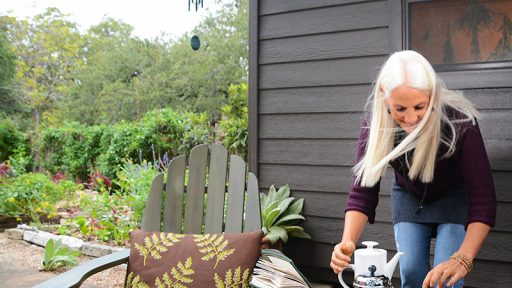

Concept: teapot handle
[[338, 264, 355, 288]]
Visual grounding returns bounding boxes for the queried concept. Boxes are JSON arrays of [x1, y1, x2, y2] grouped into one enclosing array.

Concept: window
[[405, 0, 512, 71]]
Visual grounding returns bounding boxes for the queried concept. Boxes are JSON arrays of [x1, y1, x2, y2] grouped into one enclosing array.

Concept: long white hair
[[354, 50, 479, 186]]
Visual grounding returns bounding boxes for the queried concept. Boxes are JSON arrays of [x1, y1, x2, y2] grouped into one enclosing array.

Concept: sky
[[0, 0, 222, 40]]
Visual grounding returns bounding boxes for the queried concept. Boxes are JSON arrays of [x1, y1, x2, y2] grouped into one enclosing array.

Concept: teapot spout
[[384, 251, 403, 279]]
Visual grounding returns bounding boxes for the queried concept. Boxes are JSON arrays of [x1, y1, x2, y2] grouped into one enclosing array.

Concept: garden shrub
[[178, 111, 213, 155], [0, 173, 82, 222], [116, 159, 159, 222], [218, 83, 248, 159], [0, 118, 28, 163]]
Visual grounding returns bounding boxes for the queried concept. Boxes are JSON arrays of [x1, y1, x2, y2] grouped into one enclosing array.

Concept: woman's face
[[385, 84, 430, 133]]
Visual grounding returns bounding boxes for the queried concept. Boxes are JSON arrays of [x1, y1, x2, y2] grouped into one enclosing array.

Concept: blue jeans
[[394, 222, 465, 288]]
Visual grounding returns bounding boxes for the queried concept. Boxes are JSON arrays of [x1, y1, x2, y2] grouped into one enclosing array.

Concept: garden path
[[0, 232, 124, 288]]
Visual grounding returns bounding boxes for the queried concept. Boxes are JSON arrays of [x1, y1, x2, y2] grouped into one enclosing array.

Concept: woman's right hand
[[330, 241, 356, 273]]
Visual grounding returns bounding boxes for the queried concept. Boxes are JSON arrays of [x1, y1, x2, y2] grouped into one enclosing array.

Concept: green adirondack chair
[[34, 144, 262, 288]]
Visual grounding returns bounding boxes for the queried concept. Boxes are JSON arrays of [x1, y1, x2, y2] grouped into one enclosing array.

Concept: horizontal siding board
[[260, 56, 385, 89], [479, 111, 512, 139], [441, 69, 512, 89], [285, 240, 512, 287], [486, 139, 512, 170], [464, 88, 512, 110], [259, 164, 394, 195], [260, 28, 389, 64], [259, 139, 358, 166], [493, 171, 512, 202], [260, 1, 388, 39], [295, 191, 512, 231], [260, 0, 373, 15], [259, 111, 511, 139], [259, 139, 512, 171], [259, 87, 512, 114], [259, 113, 362, 139], [298, 216, 512, 262], [260, 85, 371, 114], [259, 163, 510, 202], [295, 191, 392, 220]]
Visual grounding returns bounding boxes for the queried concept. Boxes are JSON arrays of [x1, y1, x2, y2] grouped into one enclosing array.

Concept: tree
[[0, 8, 85, 168], [166, 0, 249, 120], [0, 32, 18, 117], [0, 8, 85, 128]]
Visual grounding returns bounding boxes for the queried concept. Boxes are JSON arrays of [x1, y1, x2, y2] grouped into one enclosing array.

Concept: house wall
[[249, 0, 512, 287]]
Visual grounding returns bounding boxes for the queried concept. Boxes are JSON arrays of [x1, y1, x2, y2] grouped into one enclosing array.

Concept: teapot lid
[[357, 241, 386, 256]]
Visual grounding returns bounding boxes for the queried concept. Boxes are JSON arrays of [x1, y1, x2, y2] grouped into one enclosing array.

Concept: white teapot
[[338, 241, 403, 288]]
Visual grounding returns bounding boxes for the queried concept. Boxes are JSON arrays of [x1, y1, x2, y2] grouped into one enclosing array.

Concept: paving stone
[[23, 230, 84, 249], [81, 242, 119, 257], [5, 228, 24, 240]]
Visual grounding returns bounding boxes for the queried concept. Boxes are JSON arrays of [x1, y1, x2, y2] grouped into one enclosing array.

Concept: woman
[[329, 50, 496, 288]]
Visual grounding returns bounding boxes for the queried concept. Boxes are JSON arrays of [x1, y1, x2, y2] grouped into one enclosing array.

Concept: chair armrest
[[33, 248, 130, 288]]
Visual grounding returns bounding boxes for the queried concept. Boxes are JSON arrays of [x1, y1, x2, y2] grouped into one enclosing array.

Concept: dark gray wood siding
[[249, 0, 512, 287]]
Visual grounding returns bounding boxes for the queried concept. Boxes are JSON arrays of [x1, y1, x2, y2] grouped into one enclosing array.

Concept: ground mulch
[[0, 232, 125, 288]]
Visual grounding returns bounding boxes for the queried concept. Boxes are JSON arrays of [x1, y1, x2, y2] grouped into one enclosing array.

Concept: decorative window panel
[[406, 0, 512, 70]]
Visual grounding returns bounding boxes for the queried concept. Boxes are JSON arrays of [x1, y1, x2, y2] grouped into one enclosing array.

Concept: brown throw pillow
[[126, 229, 263, 288]]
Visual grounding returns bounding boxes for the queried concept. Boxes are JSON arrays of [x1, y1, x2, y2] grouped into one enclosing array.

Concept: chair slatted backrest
[[140, 144, 261, 234]]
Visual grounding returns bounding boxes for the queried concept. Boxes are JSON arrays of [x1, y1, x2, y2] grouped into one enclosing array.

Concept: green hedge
[[40, 108, 213, 180]]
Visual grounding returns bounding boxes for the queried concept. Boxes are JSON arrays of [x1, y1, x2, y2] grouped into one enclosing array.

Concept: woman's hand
[[422, 258, 468, 288], [330, 241, 356, 273]]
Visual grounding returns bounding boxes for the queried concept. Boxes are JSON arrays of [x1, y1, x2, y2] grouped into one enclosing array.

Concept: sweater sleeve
[[345, 120, 381, 224], [458, 121, 497, 227]]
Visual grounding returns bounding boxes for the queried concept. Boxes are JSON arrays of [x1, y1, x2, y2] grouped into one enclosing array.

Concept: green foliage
[[39, 108, 213, 181], [0, 118, 27, 163], [74, 190, 137, 245], [218, 83, 248, 159], [116, 159, 159, 222], [0, 8, 85, 129], [0, 32, 19, 116], [179, 112, 213, 155], [260, 184, 312, 244], [0, 173, 82, 222], [41, 238, 81, 271]]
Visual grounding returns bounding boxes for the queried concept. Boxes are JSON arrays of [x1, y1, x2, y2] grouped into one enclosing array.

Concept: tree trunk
[[31, 108, 42, 172]]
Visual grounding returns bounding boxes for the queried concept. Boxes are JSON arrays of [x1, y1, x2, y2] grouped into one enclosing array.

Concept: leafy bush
[[218, 83, 248, 159], [116, 159, 159, 222], [178, 112, 212, 155], [41, 239, 81, 271], [0, 173, 82, 222], [0, 118, 27, 163], [260, 184, 311, 245], [74, 190, 137, 245]]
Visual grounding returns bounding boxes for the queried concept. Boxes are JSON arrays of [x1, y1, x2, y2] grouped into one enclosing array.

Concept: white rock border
[[5, 225, 126, 265]]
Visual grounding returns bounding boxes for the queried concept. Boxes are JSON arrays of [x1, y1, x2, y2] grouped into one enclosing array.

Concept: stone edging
[[4, 224, 127, 268]]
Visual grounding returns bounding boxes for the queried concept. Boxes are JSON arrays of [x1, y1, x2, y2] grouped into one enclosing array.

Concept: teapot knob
[[368, 265, 377, 277], [362, 241, 379, 249]]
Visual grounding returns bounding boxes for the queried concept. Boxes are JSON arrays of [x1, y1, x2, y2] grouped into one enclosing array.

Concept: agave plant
[[260, 184, 311, 245]]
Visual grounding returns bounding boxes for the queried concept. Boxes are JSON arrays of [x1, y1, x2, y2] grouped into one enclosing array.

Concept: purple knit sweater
[[346, 112, 497, 227]]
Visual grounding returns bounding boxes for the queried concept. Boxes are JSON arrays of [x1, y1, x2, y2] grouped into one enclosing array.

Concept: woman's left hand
[[422, 258, 468, 288]]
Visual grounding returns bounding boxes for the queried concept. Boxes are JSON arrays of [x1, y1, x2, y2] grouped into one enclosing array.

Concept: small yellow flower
[[97, 178, 104, 184], [36, 207, 43, 213], [8, 197, 15, 203], [42, 201, 49, 207], [16, 217, 22, 221], [100, 186, 105, 192]]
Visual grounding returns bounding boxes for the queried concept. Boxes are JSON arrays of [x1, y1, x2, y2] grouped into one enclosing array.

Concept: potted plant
[[260, 184, 311, 250]]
